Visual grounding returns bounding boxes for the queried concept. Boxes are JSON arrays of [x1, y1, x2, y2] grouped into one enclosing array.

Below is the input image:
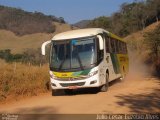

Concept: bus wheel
[[100, 73, 109, 92]]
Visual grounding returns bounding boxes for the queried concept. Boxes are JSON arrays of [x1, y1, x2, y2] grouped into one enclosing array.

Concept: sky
[[0, 0, 135, 24]]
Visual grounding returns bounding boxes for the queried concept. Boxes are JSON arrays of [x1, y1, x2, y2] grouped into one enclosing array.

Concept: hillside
[[81, 0, 160, 37], [0, 22, 76, 53], [73, 20, 91, 28], [124, 21, 160, 42], [124, 21, 160, 77], [125, 21, 160, 52], [0, 5, 78, 53], [124, 21, 160, 57], [0, 5, 65, 35]]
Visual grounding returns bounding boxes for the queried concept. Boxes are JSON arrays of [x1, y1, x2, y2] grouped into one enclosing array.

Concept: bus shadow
[[115, 80, 160, 113], [109, 78, 122, 87], [65, 88, 99, 96], [57, 79, 122, 96]]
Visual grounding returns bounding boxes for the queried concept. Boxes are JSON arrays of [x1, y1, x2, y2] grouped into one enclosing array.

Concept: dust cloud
[[125, 49, 150, 81]]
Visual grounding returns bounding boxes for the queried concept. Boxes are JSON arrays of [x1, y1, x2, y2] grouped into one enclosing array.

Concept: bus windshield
[[50, 37, 97, 71]]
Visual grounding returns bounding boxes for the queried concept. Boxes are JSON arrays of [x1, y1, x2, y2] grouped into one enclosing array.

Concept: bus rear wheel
[[100, 73, 109, 92]]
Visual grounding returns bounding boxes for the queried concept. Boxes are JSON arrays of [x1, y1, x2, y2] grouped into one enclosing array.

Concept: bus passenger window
[[111, 38, 115, 53], [118, 41, 121, 54], [125, 44, 127, 53], [115, 40, 119, 54], [120, 41, 123, 54], [105, 35, 110, 53], [123, 42, 127, 54], [123, 42, 126, 54]]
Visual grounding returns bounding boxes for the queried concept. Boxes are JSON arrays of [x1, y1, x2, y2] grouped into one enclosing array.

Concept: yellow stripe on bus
[[53, 72, 73, 78]]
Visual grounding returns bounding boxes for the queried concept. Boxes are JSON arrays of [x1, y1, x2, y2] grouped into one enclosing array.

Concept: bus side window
[[120, 41, 123, 54], [118, 41, 121, 54], [123, 42, 127, 54], [115, 39, 119, 54], [97, 36, 104, 63], [114, 39, 116, 53], [110, 38, 115, 53], [125, 44, 127, 53], [104, 34, 110, 53], [122, 42, 125, 54]]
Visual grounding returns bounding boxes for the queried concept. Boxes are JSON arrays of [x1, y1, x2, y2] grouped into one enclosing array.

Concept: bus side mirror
[[41, 40, 51, 55], [97, 35, 104, 50]]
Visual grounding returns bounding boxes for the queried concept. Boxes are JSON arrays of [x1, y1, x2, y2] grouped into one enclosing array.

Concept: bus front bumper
[[50, 75, 100, 90]]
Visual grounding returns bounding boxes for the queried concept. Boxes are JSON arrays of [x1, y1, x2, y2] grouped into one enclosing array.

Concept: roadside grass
[[0, 60, 50, 102]]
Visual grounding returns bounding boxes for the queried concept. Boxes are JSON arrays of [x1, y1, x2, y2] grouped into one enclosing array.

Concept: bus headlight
[[88, 70, 98, 77]]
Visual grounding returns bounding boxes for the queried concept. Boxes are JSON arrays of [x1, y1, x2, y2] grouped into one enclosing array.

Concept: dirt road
[[0, 74, 159, 114]]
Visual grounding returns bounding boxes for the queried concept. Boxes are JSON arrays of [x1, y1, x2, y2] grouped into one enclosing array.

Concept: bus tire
[[100, 73, 109, 92]]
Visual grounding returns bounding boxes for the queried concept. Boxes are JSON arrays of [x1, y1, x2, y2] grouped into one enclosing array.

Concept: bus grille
[[55, 76, 87, 81], [60, 82, 85, 87]]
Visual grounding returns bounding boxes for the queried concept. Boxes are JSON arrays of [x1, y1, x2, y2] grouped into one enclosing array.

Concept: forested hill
[[73, 20, 91, 28], [0, 5, 65, 35], [85, 0, 160, 37]]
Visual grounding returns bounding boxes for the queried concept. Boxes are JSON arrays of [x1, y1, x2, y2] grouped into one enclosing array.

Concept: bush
[[0, 61, 50, 101], [144, 25, 160, 76], [0, 48, 49, 66], [22, 48, 49, 66], [0, 49, 24, 62]]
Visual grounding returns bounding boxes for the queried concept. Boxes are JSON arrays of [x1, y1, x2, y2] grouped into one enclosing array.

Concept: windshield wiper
[[58, 44, 67, 70], [77, 54, 84, 70], [74, 47, 84, 70], [58, 57, 66, 70]]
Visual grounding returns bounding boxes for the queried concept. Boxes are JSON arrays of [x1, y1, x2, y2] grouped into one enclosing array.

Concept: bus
[[41, 28, 129, 95]]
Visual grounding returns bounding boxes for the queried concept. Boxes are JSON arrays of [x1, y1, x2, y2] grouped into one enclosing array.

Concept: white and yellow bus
[[41, 28, 129, 95]]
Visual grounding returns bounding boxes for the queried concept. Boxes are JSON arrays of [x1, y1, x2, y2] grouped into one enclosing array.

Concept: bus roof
[[52, 28, 105, 40], [52, 28, 125, 42]]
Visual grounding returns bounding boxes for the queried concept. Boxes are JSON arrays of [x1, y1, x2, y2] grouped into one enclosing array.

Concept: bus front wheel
[[100, 73, 109, 92]]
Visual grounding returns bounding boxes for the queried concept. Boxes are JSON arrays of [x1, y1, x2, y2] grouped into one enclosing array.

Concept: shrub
[[0, 61, 50, 101]]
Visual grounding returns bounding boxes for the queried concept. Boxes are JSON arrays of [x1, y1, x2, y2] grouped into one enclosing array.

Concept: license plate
[[68, 86, 78, 89]]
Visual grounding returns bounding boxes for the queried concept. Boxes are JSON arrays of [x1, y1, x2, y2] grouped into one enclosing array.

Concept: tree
[[87, 16, 112, 31], [144, 24, 160, 76], [144, 25, 160, 59]]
